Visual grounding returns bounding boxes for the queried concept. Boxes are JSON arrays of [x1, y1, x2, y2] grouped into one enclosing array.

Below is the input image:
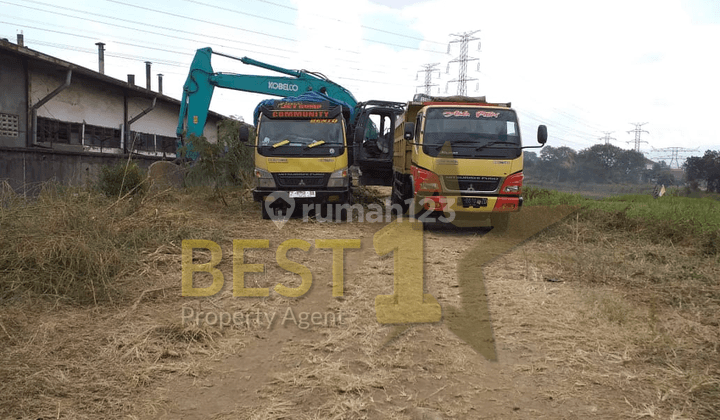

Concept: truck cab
[[391, 95, 547, 229], [244, 96, 352, 220]]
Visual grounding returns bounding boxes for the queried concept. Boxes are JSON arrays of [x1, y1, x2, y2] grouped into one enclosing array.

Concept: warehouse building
[[0, 35, 224, 192]]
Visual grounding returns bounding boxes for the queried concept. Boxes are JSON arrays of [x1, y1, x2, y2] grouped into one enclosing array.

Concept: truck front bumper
[[415, 194, 523, 214], [252, 188, 351, 207]]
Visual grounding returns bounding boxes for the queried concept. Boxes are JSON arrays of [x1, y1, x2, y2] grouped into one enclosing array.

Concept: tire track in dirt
[[153, 219, 387, 419], [149, 204, 640, 419]]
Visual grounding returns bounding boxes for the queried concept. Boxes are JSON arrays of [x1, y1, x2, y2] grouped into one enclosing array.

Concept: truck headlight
[[254, 168, 276, 188], [327, 167, 349, 188]]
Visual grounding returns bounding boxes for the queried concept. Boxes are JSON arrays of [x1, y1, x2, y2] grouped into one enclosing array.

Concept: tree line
[[683, 150, 720, 193], [524, 144, 677, 185]]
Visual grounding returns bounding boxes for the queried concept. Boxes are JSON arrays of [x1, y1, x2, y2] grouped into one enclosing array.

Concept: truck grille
[[274, 173, 329, 188], [443, 175, 500, 193]]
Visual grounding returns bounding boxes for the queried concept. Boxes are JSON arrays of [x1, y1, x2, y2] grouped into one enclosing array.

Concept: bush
[[98, 160, 148, 198], [178, 118, 255, 204], [180, 121, 254, 187]]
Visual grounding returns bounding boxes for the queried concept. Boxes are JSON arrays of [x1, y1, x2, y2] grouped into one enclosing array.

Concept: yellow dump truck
[[247, 95, 352, 220], [390, 94, 547, 229]]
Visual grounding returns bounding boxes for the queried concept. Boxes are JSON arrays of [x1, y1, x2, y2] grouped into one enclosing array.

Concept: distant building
[[643, 157, 655, 171], [0, 36, 225, 192]]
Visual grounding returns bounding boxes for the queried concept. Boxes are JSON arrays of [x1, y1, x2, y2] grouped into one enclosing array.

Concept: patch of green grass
[[525, 186, 720, 257], [525, 186, 720, 234], [523, 186, 589, 206], [621, 196, 720, 233]]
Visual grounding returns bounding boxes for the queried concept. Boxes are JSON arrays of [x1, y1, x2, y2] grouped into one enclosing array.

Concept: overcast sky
[[2, 0, 719, 167]]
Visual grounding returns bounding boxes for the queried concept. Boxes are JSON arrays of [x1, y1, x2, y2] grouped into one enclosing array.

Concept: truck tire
[[318, 203, 346, 222], [411, 196, 431, 223], [261, 202, 271, 220], [390, 179, 410, 216], [490, 213, 509, 233], [335, 204, 348, 222]]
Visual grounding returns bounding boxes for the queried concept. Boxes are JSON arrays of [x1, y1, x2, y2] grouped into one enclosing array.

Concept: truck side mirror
[[404, 122, 415, 140], [239, 125, 250, 143], [537, 125, 547, 144]]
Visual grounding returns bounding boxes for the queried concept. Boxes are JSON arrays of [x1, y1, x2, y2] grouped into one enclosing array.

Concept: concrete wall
[[129, 99, 218, 144], [0, 146, 174, 193], [32, 72, 125, 127], [0, 54, 27, 148], [31, 70, 219, 146]]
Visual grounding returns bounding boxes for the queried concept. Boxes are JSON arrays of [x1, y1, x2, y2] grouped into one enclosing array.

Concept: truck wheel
[[411, 196, 430, 222], [335, 204, 348, 222], [261, 202, 271, 220], [391, 181, 410, 216], [317, 203, 330, 221], [490, 213, 509, 233]]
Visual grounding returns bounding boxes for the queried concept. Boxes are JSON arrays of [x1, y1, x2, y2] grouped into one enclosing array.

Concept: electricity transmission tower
[[416, 63, 441, 95], [652, 147, 699, 169], [446, 30, 480, 95], [599, 131, 617, 145], [627, 122, 649, 152]]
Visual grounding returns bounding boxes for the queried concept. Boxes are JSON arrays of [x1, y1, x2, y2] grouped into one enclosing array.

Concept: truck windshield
[[423, 108, 521, 158], [257, 118, 345, 157]]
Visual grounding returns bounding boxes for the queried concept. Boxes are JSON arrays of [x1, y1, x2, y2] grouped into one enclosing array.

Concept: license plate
[[289, 191, 316, 198], [461, 197, 488, 208]]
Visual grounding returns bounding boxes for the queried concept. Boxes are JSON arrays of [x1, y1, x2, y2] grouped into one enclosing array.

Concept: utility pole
[[652, 147, 699, 169], [416, 63, 440, 95], [446, 30, 480, 96], [627, 122, 649, 152], [599, 131, 617, 145]]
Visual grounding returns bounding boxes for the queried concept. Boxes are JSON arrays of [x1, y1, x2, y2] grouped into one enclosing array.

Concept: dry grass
[[0, 183, 255, 418], [0, 293, 230, 418], [517, 212, 720, 419], [2, 184, 719, 419]]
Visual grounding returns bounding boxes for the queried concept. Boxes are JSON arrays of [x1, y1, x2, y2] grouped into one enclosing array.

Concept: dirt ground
[[1, 188, 718, 419], [146, 204, 708, 419]]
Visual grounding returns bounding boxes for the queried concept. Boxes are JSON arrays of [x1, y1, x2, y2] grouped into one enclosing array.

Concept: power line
[[545, 135, 589, 148], [180, 0, 295, 28], [552, 108, 604, 133], [4, 30, 410, 92], [4, 0, 442, 69], [20, 37, 187, 67], [247, 0, 447, 46], [107, 0, 445, 55], [599, 131, 617, 145], [478, 70, 606, 140], [651, 146, 698, 169], [0, 1, 295, 55], [416, 63, 440, 95], [1, 4, 417, 80], [519, 110, 601, 145], [627, 122, 649, 152], [105, 0, 296, 42], [14, 33, 404, 88], [446, 30, 480, 96], [0, 18, 262, 61]]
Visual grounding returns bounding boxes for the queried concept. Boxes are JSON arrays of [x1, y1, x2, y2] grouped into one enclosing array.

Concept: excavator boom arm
[[177, 47, 357, 138]]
